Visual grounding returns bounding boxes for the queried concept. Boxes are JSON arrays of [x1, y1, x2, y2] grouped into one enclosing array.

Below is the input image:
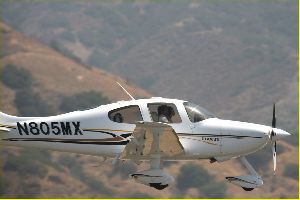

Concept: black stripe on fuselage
[[0, 124, 16, 129], [2, 138, 129, 145], [82, 129, 117, 137], [82, 129, 132, 138], [177, 133, 263, 139]]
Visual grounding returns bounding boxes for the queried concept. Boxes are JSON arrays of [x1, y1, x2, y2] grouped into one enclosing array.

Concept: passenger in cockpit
[[157, 105, 175, 123], [113, 113, 123, 123]]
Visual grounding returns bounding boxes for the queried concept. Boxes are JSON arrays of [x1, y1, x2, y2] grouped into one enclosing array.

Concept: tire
[[242, 187, 254, 191]]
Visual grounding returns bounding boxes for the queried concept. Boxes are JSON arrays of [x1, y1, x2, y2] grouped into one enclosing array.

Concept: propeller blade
[[272, 103, 276, 128], [272, 141, 277, 175]]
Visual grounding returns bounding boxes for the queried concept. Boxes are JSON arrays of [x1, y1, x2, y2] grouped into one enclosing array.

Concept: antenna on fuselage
[[116, 82, 135, 100]]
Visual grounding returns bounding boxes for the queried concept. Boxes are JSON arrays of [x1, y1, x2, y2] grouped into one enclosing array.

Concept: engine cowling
[[130, 169, 174, 190], [225, 175, 263, 191]]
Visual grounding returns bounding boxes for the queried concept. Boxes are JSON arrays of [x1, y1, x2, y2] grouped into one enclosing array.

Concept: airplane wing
[[120, 121, 184, 162]]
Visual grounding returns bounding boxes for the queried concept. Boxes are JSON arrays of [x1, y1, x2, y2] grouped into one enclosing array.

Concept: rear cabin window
[[109, 105, 143, 124], [148, 103, 182, 123]]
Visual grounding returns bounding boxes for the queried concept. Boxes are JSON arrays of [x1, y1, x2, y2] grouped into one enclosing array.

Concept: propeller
[[270, 103, 277, 175]]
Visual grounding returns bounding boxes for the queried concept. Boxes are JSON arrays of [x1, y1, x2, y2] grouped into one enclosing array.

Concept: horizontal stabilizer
[[0, 126, 10, 133]]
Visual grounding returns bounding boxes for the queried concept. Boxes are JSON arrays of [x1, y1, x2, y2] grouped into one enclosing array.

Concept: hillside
[[0, 22, 149, 115], [0, 21, 152, 198], [2, 0, 297, 139], [0, 21, 298, 199], [0, 1, 299, 198]]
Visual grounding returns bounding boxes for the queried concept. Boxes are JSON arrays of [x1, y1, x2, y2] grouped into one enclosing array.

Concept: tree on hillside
[[14, 89, 53, 117], [283, 163, 298, 180], [1, 63, 33, 89], [59, 91, 110, 113], [176, 163, 227, 198]]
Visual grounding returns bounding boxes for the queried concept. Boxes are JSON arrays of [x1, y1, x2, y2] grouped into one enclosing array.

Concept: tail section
[[0, 112, 18, 132], [0, 112, 37, 132]]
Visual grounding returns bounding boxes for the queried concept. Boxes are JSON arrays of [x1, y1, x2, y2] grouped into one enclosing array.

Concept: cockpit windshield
[[183, 102, 215, 123]]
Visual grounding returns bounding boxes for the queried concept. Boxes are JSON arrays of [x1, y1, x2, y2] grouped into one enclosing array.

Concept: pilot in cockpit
[[157, 105, 175, 123]]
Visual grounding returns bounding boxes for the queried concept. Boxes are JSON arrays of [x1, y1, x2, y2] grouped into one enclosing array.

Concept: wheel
[[242, 187, 254, 191], [149, 183, 168, 190]]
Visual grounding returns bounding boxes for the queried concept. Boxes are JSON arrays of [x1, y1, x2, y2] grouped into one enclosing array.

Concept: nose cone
[[272, 128, 291, 140]]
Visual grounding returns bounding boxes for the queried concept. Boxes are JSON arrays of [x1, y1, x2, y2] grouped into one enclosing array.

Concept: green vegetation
[[50, 40, 81, 63], [11, 178, 42, 198], [59, 91, 110, 112], [1, 64, 33, 89], [283, 163, 298, 180], [1, 63, 53, 116], [0, 25, 8, 33], [14, 89, 53, 116], [58, 31, 76, 43], [48, 175, 62, 184], [2, 149, 63, 197], [0, 51, 6, 58], [4, 151, 48, 179], [58, 154, 112, 195], [176, 163, 226, 197], [19, 148, 63, 171], [88, 50, 111, 68], [84, 176, 111, 194]]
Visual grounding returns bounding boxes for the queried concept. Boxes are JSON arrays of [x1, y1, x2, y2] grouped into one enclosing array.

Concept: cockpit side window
[[184, 102, 215, 123], [148, 103, 182, 123], [108, 105, 143, 124]]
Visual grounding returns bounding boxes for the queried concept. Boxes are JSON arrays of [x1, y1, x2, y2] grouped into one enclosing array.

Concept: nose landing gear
[[225, 156, 263, 191]]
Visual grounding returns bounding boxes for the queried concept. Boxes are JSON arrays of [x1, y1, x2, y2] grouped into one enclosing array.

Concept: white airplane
[[0, 83, 290, 191]]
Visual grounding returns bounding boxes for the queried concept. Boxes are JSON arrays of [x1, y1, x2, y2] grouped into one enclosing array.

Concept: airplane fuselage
[[1, 98, 272, 161]]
